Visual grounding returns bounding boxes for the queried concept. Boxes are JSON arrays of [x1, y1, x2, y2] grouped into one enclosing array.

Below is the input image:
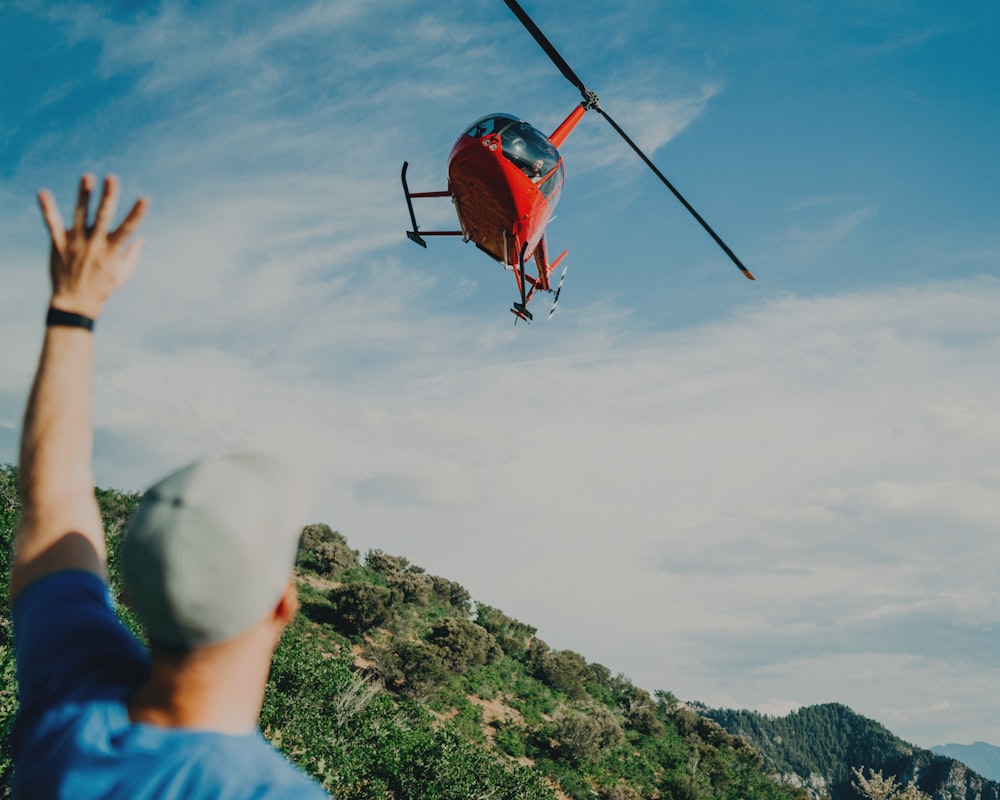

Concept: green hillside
[[0, 465, 806, 800], [703, 704, 1000, 800]]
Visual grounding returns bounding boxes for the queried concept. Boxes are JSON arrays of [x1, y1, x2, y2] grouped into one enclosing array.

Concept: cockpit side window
[[537, 162, 564, 203]]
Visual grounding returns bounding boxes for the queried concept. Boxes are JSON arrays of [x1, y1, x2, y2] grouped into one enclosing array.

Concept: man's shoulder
[[15, 703, 329, 799], [144, 728, 329, 797], [156, 728, 329, 795], [12, 570, 148, 714]]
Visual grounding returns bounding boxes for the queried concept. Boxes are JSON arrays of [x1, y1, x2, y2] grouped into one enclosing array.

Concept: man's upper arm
[[10, 524, 106, 604], [9, 477, 107, 604]]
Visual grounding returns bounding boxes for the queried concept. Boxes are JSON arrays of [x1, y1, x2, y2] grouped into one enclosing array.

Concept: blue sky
[[2, 0, 999, 750]]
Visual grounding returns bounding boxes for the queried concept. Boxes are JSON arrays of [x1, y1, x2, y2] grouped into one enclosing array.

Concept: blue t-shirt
[[11, 571, 328, 799]]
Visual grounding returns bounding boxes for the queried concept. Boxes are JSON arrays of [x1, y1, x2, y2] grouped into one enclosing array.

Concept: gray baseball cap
[[121, 453, 310, 649]]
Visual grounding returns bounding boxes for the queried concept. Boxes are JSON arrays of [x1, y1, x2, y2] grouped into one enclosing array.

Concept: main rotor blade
[[501, 0, 594, 103], [502, 0, 753, 280], [597, 107, 755, 280]]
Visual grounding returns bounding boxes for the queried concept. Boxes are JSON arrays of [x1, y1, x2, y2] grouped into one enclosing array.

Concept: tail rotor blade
[[548, 264, 569, 320], [596, 108, 754, 281]]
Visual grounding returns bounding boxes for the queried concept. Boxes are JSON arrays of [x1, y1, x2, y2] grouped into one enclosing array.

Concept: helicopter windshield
[[464, 114, 520, 138], [464, 114, 563, 197], [498, 121, 560, 182]]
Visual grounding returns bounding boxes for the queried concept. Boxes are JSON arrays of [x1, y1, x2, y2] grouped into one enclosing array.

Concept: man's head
[[121, 453, 310, 650]]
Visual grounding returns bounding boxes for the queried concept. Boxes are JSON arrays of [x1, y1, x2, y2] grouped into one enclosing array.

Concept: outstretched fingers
[[109, 196, 150, 248], [36, 190, 67, 254], [91, 174, 121, 235], [72, 174, 96, 233]]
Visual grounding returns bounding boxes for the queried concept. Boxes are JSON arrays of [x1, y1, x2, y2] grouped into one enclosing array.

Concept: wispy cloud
[[851, 22, 959, 60], [775, 204, 879, 264]]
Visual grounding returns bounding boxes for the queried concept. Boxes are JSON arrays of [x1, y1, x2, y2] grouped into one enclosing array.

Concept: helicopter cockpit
[[464, 114, 564, 200]]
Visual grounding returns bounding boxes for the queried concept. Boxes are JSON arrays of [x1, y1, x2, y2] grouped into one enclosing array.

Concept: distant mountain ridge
[[932, 743, 1000, 783], [702, 703, 1000, 800]]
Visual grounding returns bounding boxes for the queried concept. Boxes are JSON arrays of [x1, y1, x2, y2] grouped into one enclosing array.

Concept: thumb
[[118, 238, 145, 284]]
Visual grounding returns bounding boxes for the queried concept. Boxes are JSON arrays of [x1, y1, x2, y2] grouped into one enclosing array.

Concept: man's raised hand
[[37, 174, 149, 320]]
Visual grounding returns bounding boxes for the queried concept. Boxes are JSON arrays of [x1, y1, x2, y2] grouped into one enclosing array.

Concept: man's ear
[[273, 579, 299, 627]]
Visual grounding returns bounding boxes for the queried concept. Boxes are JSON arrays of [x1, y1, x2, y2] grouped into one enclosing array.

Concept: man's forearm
[[11, 324, 105, 599]]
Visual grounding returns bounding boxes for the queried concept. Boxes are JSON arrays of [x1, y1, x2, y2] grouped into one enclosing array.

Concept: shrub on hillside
[[327, 582, 400, 634], [475, 603, 537, 658], [426, 618, 502, 674], [365, 548, 411, 577], [430, 576, 471, 616], [0, 466, 20, 609], [386, 571, 433, 605], [298, 524, 359, 577], [625, 695, 666, 737], [599, 784, 643, 800], [375, 638, 450, 696], [492, 719, 528, 759], [535, 649, 590, 700], [541, 704, 624, 764]]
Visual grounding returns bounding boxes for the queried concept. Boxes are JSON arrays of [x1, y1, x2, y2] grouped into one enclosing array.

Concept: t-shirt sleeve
[[12, 570, 149, 714]]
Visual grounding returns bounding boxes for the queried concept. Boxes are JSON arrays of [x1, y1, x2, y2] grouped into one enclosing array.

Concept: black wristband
[[46, 307, 95, 331]]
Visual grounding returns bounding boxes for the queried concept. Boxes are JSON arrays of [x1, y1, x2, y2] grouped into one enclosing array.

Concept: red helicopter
[[402, 0, 754, 322]]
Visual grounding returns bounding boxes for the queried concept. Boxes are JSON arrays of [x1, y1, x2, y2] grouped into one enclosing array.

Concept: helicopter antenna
[[500, 0, 755, 281]]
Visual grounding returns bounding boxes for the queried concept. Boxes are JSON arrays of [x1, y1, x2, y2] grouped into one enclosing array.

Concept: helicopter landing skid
[[510, 302, 534, 323], [401, 161, 462, 247]]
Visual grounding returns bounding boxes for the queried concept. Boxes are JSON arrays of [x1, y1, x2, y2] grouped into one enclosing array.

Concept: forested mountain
[[704, 704, 1000, 800], [0, 466, 805, 800]]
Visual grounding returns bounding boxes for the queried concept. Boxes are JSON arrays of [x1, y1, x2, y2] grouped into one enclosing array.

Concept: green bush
[[0, 466, 20, 609], [327, 581, 400, 634], [626, 699, 666, 737], [535, 649, 590, 700], [541, 704, 624, 764], [475, 603, 537, 658], [0, 641, 17, 795], [337, 564, 387, 587], [493, 720, 527, 759], [430, 576, 472, 616], [426, 618, 502, 674], [387, 571, 433, 605], [364, 548, 410, 577], [298, 524, 358, 577], [375, 638, 450, 696]]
